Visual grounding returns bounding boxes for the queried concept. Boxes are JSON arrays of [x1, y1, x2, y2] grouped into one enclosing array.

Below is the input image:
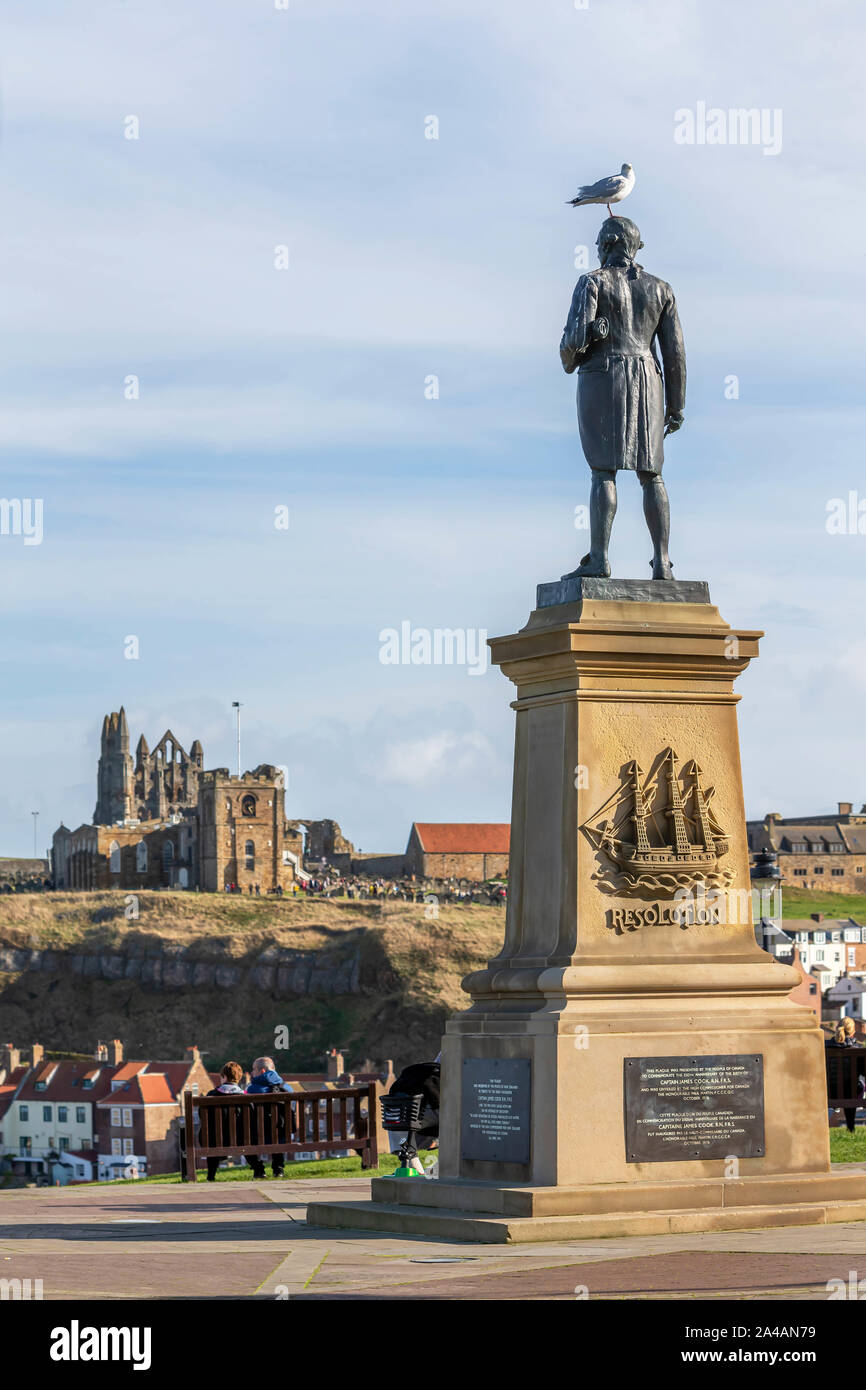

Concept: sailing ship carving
[[582, 748, 734, 893]]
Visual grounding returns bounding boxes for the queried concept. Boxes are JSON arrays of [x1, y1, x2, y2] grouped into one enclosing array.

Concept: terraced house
[[0, 1040, 211, 1182]]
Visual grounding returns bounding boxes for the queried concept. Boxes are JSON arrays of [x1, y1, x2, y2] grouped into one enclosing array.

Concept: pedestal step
[[304, 1194, 866, 1244]]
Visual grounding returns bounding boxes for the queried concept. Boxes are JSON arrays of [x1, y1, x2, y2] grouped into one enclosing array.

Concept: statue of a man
[[560, 216, 685, 580]]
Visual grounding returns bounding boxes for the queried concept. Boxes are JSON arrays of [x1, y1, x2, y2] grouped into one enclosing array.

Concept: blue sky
[[1, 0, 864, 857]]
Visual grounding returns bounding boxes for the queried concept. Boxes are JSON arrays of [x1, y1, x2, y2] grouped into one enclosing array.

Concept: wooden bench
[[182, 1082, 379, 1181]]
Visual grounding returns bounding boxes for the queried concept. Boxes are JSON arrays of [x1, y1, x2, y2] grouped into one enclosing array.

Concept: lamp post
[[31, 811, 39, 861], [231, 702, 243, 778], [750, 846, 782, 953]]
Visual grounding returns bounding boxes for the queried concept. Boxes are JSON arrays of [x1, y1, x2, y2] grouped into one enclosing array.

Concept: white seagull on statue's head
[[567, 163, 635, 217]]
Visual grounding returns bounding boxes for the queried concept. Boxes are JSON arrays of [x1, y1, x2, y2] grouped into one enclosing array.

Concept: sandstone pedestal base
[[306, 1168, 866, 1243]]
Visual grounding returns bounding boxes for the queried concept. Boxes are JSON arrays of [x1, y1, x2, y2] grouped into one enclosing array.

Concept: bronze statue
[[560, 217, 685, 580]]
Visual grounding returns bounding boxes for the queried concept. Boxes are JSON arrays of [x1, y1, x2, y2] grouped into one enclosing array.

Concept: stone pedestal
[[307, 580, 866, 1241]]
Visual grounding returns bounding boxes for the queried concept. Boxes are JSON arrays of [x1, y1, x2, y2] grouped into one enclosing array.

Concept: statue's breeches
[[577, 352, 665, 474]]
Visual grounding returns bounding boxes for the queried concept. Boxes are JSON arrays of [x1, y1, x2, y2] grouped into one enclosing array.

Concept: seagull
[[567, 163, 635, 217]]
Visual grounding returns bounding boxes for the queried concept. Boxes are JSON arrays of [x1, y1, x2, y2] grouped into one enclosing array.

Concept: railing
[[825, 1045, 866, 1107], [182, 1084, 379, 1181]]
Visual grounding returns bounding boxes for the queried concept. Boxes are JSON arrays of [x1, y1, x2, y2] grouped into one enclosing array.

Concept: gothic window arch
[[162, 841, 174, 871], [136, 840, 147, 873], [245, 840, 255, 871], [109, 840, 121, 874], [241, 794, 257, 818]]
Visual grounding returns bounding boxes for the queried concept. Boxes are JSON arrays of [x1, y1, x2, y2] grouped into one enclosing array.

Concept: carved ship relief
[[582, 748, 734, 894]]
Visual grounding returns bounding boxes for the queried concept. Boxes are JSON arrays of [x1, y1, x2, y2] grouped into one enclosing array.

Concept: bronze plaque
[[461, 1058, 531, 1163], [624, 1054, 764, 1163]]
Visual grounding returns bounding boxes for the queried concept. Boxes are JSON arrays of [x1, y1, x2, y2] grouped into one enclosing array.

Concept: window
[[19, 1104, 28, 1122], [829, 842, 845, 853], [75, 1165, 84, 1177], [162, 841, 174, 869], [136, 840, 147, 873], [832, 931, 842, 941], [42, 1105, 51, 1122], [791, 842, 808, 853], [245, 839, 255, 871], [832, 869, 845, 877], [815, 949, 825, 961], [814, 867, 824, 875], [76, 1107, 86, 1124], [810, 984, 817, 995], [111, 1138, 122, 1156], [20, 1136, 30, 1152], [122, 1107, 133, 1128], [110, 1107, 121, 1127], [814, 932, 826, 944], [123, 1139, 134, 1156], [58, 1106, 68, 1123], [241, 794, 257, 818], [850, 948, 858, 967], [845, 930, 861, 943], [109, 839, 121, 873], [59, 1136, 70, 1151]]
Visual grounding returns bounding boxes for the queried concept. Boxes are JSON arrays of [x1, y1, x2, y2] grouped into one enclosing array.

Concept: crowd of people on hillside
[[289, 874, 507, 905]]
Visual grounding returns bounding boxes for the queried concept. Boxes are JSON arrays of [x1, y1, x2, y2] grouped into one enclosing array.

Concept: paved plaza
[[3, 1176, 866, 1300]]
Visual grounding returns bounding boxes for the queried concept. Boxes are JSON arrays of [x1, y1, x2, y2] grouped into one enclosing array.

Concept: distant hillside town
[[43, 708, 510, 895]]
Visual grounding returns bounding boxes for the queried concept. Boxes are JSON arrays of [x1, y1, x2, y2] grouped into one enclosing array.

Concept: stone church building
[[53, 708, 303, 894]]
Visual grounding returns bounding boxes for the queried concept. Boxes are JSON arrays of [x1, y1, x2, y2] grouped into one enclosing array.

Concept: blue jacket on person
[[246, 1068, 288, 1094]]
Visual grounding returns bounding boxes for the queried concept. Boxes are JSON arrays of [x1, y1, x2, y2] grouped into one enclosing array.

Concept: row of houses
[[756, 912, 866, 1027], [0, 1040, 213, 1183], [0, 1041, 395, 1183]]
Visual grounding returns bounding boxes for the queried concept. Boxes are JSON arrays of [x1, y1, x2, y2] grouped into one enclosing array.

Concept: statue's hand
[[664, 413, 684, 437]]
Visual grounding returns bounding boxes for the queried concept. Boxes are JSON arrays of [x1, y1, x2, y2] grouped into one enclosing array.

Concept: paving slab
[[2, 1177, 866, 1300]]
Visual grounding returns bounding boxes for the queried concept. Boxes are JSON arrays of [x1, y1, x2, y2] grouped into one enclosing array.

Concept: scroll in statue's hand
[[591, 316, 609, 340]]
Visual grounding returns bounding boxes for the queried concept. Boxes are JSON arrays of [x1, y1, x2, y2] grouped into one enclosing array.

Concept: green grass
[[103, 1152, 402, 1184], [829, 1128, 866, 1163], [782, 887, 866, 921]]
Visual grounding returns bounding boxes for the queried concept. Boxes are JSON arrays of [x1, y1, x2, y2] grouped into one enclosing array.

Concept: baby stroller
[[380, 1060, 440, 1177]]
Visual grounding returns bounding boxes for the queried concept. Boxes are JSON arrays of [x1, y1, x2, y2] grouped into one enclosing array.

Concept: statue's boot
[[650, 555, 674, 580], [562, 552, 611, 581]]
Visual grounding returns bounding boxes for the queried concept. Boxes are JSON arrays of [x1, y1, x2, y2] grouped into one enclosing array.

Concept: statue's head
[[597, 216, 643, 265]]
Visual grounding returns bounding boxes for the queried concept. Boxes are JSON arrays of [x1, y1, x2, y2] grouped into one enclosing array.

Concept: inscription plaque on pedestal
[[624, 1054, 764, 1163], [461, 1058, 531, 1163]]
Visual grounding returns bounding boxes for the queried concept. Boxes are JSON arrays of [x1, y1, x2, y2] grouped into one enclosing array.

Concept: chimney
[[95, 1040, 108, 1062], [326, 1048, 344, 1081], [839, 802, 853, 817], [186, 1045, 201, 1063], [2, 1043, 20, 1075], [811, 913, 824, 923], [30, 1043, 44, 1066], [107, 1039, 124, 1065]]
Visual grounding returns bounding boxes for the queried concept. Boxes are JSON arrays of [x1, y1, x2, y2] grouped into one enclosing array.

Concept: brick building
[[747, 803, 866, 894], [52, 709, 303, 894], [0, 1040, 212, 1181], [403, 822, 510, 882]]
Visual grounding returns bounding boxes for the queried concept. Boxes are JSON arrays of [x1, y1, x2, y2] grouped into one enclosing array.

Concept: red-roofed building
[[404, 822, 510, 882], [0, 1041, 211, 1181]]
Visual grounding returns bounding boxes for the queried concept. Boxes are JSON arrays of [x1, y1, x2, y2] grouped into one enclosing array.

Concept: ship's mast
[[665, 750, 691, 856], [691, 763, 716, 852], [631, 762, 651, 854]]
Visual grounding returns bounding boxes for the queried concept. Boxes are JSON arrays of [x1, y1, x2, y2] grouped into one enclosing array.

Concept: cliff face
[[0, 892, 503, 1071]]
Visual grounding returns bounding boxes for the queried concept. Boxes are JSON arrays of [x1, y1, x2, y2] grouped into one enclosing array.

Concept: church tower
[[94, 708, 134, 825]]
